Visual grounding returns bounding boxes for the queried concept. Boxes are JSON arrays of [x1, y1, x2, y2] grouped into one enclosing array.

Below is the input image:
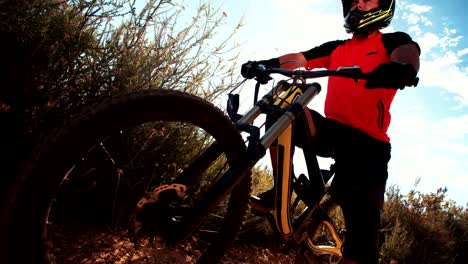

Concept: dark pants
[[297, 110, 391, 264]]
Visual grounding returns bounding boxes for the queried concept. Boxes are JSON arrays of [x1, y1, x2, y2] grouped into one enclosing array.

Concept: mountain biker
[[241, 0, 420, 263]]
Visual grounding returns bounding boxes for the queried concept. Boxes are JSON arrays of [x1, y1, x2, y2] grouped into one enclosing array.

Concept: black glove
[[241, 58, 280, 79], [365, 62, 417, 89]]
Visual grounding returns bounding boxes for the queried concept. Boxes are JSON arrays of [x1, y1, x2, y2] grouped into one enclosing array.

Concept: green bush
[[380, 185, 467, 264], [245, 167, 468, 264], [0, 2, 246, 240], [0, 0, 242, 199]]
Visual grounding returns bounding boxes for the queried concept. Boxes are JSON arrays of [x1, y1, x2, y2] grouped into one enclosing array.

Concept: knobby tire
[[0, 89, 251, 264]]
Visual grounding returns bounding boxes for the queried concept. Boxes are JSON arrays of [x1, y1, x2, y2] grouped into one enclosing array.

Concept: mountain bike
[[0, 65, 413, 264]]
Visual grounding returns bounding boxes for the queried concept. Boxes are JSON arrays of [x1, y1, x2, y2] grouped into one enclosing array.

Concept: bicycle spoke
[[5, 90, 249, 264]]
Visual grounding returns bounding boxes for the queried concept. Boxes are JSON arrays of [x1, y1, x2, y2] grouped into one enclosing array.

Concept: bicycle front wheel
[[1, 89, 250, 264]]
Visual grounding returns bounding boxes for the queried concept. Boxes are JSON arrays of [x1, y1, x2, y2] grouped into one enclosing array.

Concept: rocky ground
[[47, 217, 303, 264], [221, 243, 299, 264]]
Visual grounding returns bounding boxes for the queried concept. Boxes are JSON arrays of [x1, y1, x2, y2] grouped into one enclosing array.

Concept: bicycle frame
[[242, 81, 321, 237], [234, 79, 343, 257], [175, 67, 372, 256]]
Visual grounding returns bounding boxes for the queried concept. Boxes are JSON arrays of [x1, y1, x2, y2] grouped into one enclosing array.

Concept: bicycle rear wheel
[[1, 89, 250, 263]]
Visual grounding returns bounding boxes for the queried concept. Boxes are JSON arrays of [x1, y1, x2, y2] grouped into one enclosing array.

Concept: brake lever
[[255, 75, 272, 84], [255, 64, 273, 84], [336, 66, 365, 81]]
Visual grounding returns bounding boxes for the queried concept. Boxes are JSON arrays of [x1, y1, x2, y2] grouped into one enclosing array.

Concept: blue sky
[[180, 0, 468, 206]]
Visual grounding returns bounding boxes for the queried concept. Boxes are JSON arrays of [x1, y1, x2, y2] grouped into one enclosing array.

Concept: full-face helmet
[[342, 0, 395, 34]]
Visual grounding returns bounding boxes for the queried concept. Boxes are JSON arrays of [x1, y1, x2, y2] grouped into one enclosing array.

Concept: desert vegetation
[[0, 1, 466, 263]]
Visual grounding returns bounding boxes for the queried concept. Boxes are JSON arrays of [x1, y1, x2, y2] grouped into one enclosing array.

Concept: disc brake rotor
[[129, 184, 187, 242]]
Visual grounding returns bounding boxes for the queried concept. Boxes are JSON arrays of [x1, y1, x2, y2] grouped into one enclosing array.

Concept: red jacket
[[302, 31, 419, 142]]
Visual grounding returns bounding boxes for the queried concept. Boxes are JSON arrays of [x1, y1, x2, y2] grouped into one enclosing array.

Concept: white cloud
[[457, 48, 468, 57], [417, 32, 440, 56], [420, 56, 468, 106], [404, 13, 422, 25], [408, 25, 422, 35], [389, 109, 468, 204], [406, 4, 432, 14], [388, 142, 468, 203], [439, 27, 463, 50], [433, 114, 468, 140], [399, 3, 468, 107], [441, 143, 468, 155], [402, 12, 432, 27]]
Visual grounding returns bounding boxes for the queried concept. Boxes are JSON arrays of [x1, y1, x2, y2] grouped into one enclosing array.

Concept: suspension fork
[[264, 83, 321, 239], [172, 82, 321, 242]]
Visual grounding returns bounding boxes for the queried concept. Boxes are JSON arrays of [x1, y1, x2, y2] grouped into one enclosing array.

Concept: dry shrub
[[380, 184, 467, 264]]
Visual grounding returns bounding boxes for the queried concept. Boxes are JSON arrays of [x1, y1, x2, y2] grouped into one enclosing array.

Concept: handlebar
[[254, 65, 419, 87], [267, 66, 367, 81]]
